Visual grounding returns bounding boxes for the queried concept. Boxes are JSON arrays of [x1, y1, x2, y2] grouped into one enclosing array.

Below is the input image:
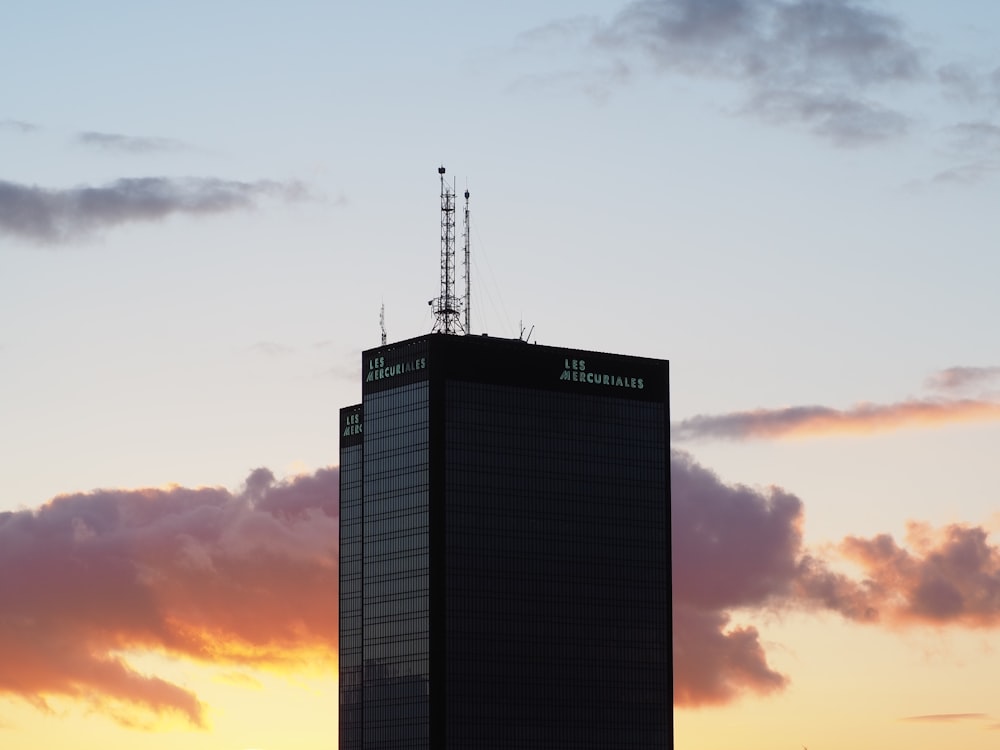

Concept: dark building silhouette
[[340, 332, 671, 750]]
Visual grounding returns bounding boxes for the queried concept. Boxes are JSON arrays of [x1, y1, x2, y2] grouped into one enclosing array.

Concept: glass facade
[[340, 334, 671, 750], [443, 382, 669, 750], [360, 338, 432, 750], [339, 405, 364, 750]]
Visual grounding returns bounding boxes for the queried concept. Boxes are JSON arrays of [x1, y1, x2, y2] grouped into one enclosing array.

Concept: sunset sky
[[4, 1, 1000, 748]]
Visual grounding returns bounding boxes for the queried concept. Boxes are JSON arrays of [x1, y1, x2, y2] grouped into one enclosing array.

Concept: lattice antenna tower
[[380, 302, 387, 345], [463, 186, 471, 335], [430, 166, 465, 334]]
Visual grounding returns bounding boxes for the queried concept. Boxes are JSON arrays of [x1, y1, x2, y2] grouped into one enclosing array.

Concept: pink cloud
[[672, 452, 829, 704], [671, 451, 875, 705], [0, 468, 338, 728], [674, 399, 1000, 441], [842, 521, 1000, 626], [672, 448, 1000, 706], [674, 365, 1000, 441], [7, 446, 1000, 724]]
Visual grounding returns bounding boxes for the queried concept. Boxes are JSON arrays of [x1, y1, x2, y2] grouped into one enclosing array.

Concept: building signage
[[342, 411, 362, 437], [559, 357, 644, 390], [365, 354, 427, 383]]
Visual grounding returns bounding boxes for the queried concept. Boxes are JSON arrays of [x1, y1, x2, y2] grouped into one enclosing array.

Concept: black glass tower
[[340, 333, 671, 750]]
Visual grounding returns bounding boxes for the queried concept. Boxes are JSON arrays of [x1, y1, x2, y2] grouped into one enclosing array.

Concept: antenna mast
[[430, 166, 464, 334], [380, 302, 387, 345], [463, 187, 471, 335]]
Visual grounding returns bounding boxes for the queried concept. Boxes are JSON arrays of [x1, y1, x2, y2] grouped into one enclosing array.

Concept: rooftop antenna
[[463, 185, 471, 335], [430, 166, 464, 334], [380, 302, 387, 345], [519, 318, 535, 343]]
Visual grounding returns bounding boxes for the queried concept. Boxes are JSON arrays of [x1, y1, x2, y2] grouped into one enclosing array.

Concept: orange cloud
[[0, 467, 338, 728], [672, 446, 1000, 710], [8, 448, 1000, 723], [674, 398, 1000, 441], [674, 365, 1000, 441], [901, 713, 988, 722]]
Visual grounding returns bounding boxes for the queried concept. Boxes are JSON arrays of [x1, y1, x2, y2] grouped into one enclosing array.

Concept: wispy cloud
[[674, 398, 1000, 441], [935, 62, 1000, 106], [925, 366, 1000, 393], [926, 123, 1000, 184], [743, 88, 909, 145], [250, 341, 295, 357], [674, 366, 1000, 441], [902, 713, 988, 723], [0, 119, 39, 133], [0, 468, 338, 728], [931, 159, 1000, 186], [76, 131, 188, 154], [0, 176, 306, 243]]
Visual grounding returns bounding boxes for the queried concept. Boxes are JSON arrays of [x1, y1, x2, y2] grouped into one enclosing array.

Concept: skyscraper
[[339, 332, 671, 750]]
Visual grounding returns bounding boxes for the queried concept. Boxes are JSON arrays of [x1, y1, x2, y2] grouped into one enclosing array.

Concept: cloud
[[744, 87, 909, 144], [582, 0, 921, 144], [902, 712, 988, 723], [931, 159, 1000, 186], [841, 522, 1000, 626], [936, 62, 1000, 107], [0, 468, 338, 728], [599, 0, 921, 83], [675, 366, 1000, 441], [671, 448, 1000, 704], [76, 131, 188, 154], [250, 341, 295, 357], [0, 119, 39, 133], [925, 366, 1000, 393], [0, 176, 306, 244], [670, 451, 873, 704], [671, 451, 797, 704], [8, 444, 1000, 723], [674, 398, 1000, 441], [938, 64, 987, 103], [946, 121, 1000, 153]]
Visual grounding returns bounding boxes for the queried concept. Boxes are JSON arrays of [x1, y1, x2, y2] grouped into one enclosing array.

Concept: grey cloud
[[769, 0, 921, 85], [946, 121, 1000, 153], [0, 119, 39, 133], [596, 0, 764, 77], [931, 159, 1000, 186], [599, 0, 922, 86], [0, 177, 307, 243], [518, 15, 602, 46], [76, 131, 188, 154], [745, 88, 909, 145], [941, 64, 1000, 105], [925, 366, 1000, 393], [535, 0, 926, 145], [937, 63, 986, 103]]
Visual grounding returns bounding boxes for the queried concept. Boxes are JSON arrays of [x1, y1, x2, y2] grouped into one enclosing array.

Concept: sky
[[3, 0, 1000, 747]]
